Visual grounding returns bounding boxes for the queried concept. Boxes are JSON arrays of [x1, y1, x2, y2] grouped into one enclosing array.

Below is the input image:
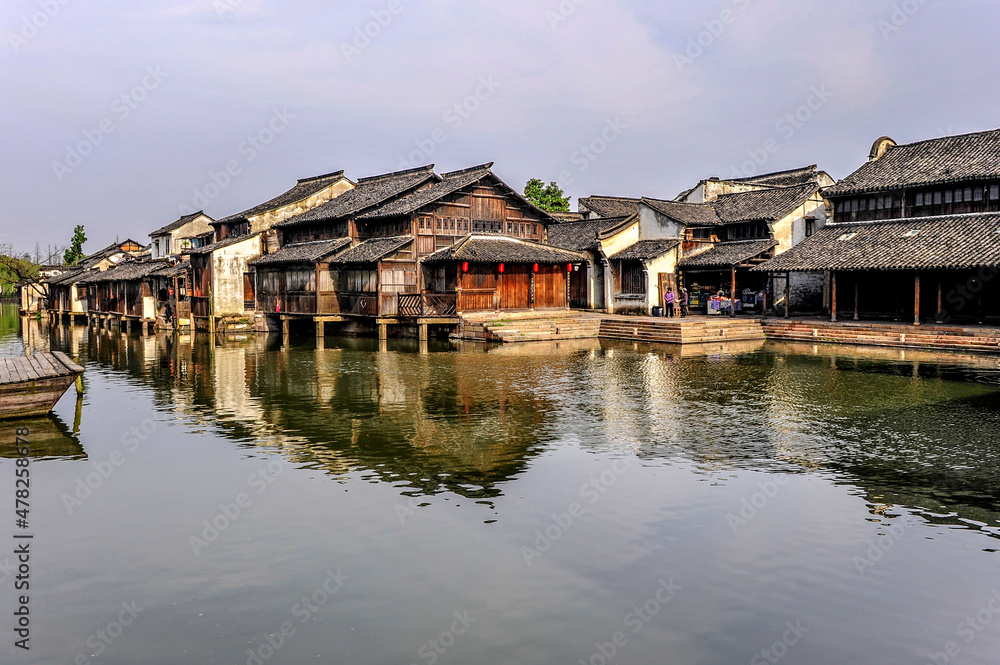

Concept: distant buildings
[[28, 127, 1000, 335]]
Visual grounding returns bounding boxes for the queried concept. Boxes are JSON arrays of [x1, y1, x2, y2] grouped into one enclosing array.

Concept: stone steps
[[763, 320, 1000, 353]]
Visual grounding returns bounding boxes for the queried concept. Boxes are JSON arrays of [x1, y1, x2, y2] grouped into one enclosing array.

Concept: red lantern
[[567, 263, 573, 272], [461, 261, 469, 272], [498, 263, 505, 274], [533, 263, 539, 273]]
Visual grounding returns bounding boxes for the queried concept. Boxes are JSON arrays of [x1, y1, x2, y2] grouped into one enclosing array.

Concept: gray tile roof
[[75, 240, 147, 269], [679, 239, 778, 268], [609, 239, 681, 261], [578, 195, 642, 218], [713, 183, 819, 224], [730, 165, 822, 188], [185, 232, 262, 256], [755, 213, 1000, 272], [328, 236, 413, 265], [641, 197, 721, 227], [76, 260, 171, 284], [150, 211, 211, 237], [249, 238, 352, 266], [423, 235, 586, 264], [546, 216, 632, 251], [45, 268, 86, 286], [357, 164, 495, 220], [151, 260, 191, 278], [276, 165, 439, 228], [215, 170, 346, 225], [825, 129, 1000, 197]]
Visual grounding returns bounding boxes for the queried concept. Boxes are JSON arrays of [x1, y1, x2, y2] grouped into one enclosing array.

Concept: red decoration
[[498, 263, 505, 274], [567, 263, 573, 272], [533, 263, 539, 273], [461, 261, 469, 272]]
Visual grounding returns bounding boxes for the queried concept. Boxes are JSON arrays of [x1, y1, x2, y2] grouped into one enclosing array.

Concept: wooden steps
[[762, 320, 1000, 354]]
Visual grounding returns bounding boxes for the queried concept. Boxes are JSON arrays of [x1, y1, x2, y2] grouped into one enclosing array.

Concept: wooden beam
[[831, 271, 838, 322], [854, 279, 859, 321], [914, 270, 921, 326]]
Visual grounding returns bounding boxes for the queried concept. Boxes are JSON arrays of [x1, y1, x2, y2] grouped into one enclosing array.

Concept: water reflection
[[0, 413, 84, 460]]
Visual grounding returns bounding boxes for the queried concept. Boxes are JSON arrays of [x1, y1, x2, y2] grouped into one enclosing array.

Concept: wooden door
[[658, 273, 678, 309], [499, 265, 531, 310], [535, 266, 567, 309]]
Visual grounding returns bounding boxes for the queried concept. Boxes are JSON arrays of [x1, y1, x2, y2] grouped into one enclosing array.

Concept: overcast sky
[[1, 0, 997, 255]]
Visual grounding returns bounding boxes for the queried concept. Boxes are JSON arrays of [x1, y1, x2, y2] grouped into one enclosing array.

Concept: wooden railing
[[397, 292, 459, 317], [335, 292, 379, 316]]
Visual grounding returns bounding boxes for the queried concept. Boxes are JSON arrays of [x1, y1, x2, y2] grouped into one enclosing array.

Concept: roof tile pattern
[[216, 170, 346, 225], [756, 213, 1000, 271], [423, 235, 586, 264], [713, 184, 819, 224], [609, 239, 680, 261], [641, 198, 721, 227], [679, 239, 778, 268], [547, 216, 632, 251], [578, 195, 642, 218], [357, 164, 495, 220], [277, 166, 438, 228], [825, 129, 1000, 196], [151, 212, 211, 237], [249, 238, 351, 266], [328, 236, 413, 265]]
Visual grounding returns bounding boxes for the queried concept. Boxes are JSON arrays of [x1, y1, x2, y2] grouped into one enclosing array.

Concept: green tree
[[523, 178, 571, 212], [63, 225, 87, 266], [0, 249, 38, 297]]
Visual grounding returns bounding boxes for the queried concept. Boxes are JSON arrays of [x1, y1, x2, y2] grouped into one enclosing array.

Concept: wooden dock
[[0, 352, 84, 419]]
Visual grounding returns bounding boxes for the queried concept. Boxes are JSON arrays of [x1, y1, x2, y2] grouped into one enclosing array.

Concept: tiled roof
[[357, 164, 495, 219], [755, 213, 1000, 272], [215, 170, 346, 225], [76, 239, 147, 269], [549, 211, 585, 222], [713, 184, 819, 224], [276, 165, 439, 228], [826, 129, 1000, 197], [45, 268, 86, 286], [76, 260, 170, 284], [730, 165, 821, 188], [151, 260, 191, 278], [328, 236, 413, 265], [641, 197, 721, 227], [150, 211, 211, 237], [423, 235, 586, 264], [249, 238, 352, 266], [547, 216, 633, 251], [185, 232, 262, 255], [679, 239, 777, 268], [578, 195, 642, 218], [609, 239, 681, 261]]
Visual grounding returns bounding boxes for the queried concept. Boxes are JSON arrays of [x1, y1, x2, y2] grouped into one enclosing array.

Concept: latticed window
[[616, 260, 646, 295]]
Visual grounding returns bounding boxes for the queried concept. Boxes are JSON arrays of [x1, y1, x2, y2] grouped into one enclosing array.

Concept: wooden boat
[[0, 352, 84, 419]]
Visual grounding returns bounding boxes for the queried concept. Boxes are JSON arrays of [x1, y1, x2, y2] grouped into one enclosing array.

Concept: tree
[[524, 178, 571, 212], [63, 225, 87, 266], [0, 244, 38, 297]]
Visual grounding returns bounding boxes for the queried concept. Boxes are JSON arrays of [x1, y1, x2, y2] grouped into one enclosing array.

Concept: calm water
[[3, 303, 1000, 664]]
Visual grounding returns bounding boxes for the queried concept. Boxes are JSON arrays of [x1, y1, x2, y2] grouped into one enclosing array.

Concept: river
[[2, 303, 1000, 664]]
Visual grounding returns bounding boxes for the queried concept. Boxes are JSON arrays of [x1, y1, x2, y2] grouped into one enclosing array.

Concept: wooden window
[[945, 190, 953, 203], [992, 185, 1000, 200], [805, 219, 815, 237], [974, 187, 984, 202], [851, 200, 858, 212], [934, 191, 942, 205], [915, 193, 924, 206], [616, 260, 646, 295], [965, 187, 973, 202]]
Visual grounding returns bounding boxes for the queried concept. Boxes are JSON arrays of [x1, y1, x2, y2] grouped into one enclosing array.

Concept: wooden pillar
[[418, 322, 428, 342], [730, 267, 737, 318], [316, 320, 324, 338], [281, 317, 290, 336], [529, 271, 535, 312], [853, 279, 860, 321], [913, 270, 921, 326], [378, 323, 388, 340], [936, 276, 943, 323], [831, 271, 838, 323], [784, 272, 791, 319]]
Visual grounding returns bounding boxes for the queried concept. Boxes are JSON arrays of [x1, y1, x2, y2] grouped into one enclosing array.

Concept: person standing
[[664, 288, 675, 317], [680, 287, 689, 318]]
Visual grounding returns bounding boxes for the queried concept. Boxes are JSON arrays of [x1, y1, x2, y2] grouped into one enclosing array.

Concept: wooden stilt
[[418, 323, 428, 342], [831, 271, 838, 323], [914, 270, 921, 326], [784, 272, 791, 319]]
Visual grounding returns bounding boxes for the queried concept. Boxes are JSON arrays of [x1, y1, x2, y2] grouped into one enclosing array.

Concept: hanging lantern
[[566, 263, 573, 272], [461, 261, 469, 272], [498, 263, 505, 274], [533, 263, 539, 273]]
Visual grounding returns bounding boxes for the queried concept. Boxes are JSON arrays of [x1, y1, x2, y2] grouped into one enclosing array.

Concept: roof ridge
[[642, 196, 710, 207], [441, 162, 494, 178], [892, 127, 1000, 150], [356, 164, 436, 183], [714, 182, 817, 198], [727, 165, 817, 182], [582, 194, 642, 202], [297, 170, 346, 183]]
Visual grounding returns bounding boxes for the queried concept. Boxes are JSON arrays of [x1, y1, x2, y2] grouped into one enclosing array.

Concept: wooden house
[[760, 129, 1000, 324], [547, 215, 639, 310], [46, 239, 146, 324]]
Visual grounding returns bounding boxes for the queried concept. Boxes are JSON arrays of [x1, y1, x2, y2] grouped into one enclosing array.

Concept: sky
[[1, 0, 998, 256]]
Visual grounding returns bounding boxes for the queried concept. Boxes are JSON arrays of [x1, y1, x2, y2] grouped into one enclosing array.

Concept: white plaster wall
[[637, 206, 684, 240], [645, 251, 678, 312], [212, 236, 262, 316], [599, 222, 639, 258]]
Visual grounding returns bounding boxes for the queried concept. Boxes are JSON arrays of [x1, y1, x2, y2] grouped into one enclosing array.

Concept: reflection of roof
[[185, 233, 262, 255], [642, 197, 721, 227], [609, 239, 680, 261], [250, 238, 352, 266], [713, 184, 819, 224], [826, 129, 1000, 196], [150, 211, 212, 237], [277, 166, 438, 228], [358, 164, 496, 219], [679, 239, 777, 268], [757, 213, 1000, 272], [215, 170, 346, 225], [547, 216, 633, 251], [328, 236, 413, 265], [424, 235, 586, 264], [578, 195, 642, 218]]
